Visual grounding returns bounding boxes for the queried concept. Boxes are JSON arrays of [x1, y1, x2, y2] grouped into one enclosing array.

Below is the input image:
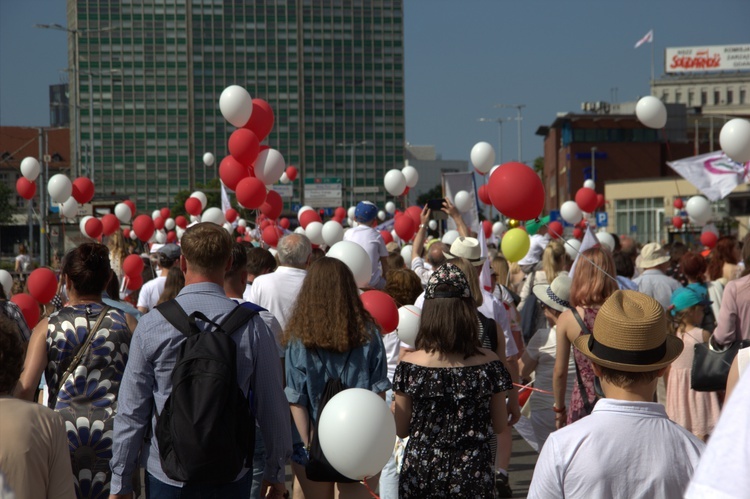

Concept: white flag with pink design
[[667, 151, 750, 201]]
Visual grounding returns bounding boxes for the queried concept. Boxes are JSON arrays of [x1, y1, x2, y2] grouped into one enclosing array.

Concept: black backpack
[[305, 349, 357, 483], [155, 299, 258, 484]]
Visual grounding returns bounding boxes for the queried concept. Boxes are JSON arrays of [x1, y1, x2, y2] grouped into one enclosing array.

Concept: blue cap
[[354, 201, 378, 223], [670, 285, 711, 316]]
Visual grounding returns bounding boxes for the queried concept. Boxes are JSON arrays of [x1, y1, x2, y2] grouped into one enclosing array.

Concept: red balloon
[[27, 268, 58, 304], [84, 218, 103, 239], [360, 290, 399, 333], [299, 209, 322, 229], [482, 220, 492, 239], [185, 197, 203, 216], [279, 217, 290, 229], [405, 206, 422, 227], [260, 190, 283, 220], [16, 178, 36, 200], [125, 273, 143, 291], [488, 162, 545, 221], [160, 207, 171, 219], [72, 177, 95, 204], [380, 230, 394, 245], [225, 208, 239, 223], [394, 210, 403, 218], [596, 194, 605, 209], [575, 188, 598, 213], [672, 216, 684, 229], [701, 231, 718, 248], [122, 228, 131, 239], [262, 225, 284, 247], [228, 128, 261, 166], [236, 177, 267, 209], [243, 98, 275, 141], [219, 155, 250, 191], [673, 198, 684, 209], [548, 221, 564, 239], [11, 293, 40, 328], [167, 230, 177, 243], [334, 207, 346, 220], [394, 215, 416, 241], [573, 228, 583, 239], [153, 216, 165, 230], [101, 214, 120, 236], [286, 166, 298, 181], [477, 184, 491, 205], [175, 215, 188, 229], [132, 215, 155, 242], [123, 200, 136, 216], [260, 220, 271, 230], [237, 225, 246, 235]]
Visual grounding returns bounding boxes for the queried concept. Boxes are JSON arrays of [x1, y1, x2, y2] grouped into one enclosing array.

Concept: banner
[[667, 152, 749, 201], [665, 44, 750, 73]]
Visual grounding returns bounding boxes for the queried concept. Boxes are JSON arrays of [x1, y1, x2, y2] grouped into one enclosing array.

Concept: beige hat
[[574, 290, 683, 372], [532, 274, 572, 313], [639, 242, 670, 268], [443, 236, 486, 266]]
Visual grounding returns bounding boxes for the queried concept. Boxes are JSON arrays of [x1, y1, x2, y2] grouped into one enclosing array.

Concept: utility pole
[[495, 104, 526, 163]]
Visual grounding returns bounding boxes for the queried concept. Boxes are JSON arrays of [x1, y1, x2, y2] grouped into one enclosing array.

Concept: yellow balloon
[[507, 219, 520, 229], [501, 228, 531, 263]]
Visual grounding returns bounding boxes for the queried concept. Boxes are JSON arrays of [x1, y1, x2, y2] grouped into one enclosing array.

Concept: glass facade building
[[68, 0, 405, 211]]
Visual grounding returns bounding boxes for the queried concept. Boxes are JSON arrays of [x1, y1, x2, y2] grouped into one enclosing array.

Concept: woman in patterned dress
[[394, 263, 513, 498], [16, 243, 136, 499]]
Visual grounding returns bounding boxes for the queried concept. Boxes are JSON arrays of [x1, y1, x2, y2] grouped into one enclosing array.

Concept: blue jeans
[[146, 471, 252, 499], [249, 430, 266, 499]]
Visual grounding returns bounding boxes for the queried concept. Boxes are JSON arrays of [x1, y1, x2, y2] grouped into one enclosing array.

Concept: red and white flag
[[634, 29, 653, 49], [667, 151, 750, 201]]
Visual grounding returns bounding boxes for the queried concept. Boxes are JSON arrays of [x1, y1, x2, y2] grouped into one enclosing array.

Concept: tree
[[171, 178, 223, 218], [533, 156, 545, 176], [416, 184, 443, 207], [0, 182, 17, 225]]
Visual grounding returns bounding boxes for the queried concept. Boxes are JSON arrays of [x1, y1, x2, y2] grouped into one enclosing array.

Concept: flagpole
[[650, 32, 655, 84]]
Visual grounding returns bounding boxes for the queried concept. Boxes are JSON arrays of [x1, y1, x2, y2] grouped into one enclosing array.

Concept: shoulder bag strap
[[57, 306, 111, 392], [218, 305, 258, 335], [156, 299, 199, 337], [570, 308, 595, 414]]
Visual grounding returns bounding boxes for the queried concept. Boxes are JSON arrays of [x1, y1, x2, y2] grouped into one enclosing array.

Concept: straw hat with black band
[[573, 290, 683, 373]]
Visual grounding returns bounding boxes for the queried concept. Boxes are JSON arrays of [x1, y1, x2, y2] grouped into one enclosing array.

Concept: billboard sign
[[271, 184, 293, 198], [304, 177, 342, 207], [665, 44, 750, 73]]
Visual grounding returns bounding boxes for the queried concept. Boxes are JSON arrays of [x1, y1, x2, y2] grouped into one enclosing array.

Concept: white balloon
[[384, 169, 407, 196], [321, 220, 344, 246], [294, 226, 306, 235], [0, 270, 13, 298], [114, 203, 131, 224], [635, 96, 667, 129], [347, 206, 356, 220], [151, 210, 161, 220], [190, 215, 200, 223], [402, 165, 419, 188], [190, 191, 208, 210], [583, 179, 596, 189], [203, 152, 215, 167], [377, 210, 386, 221], [165, 218, 175, 230], [48, 174, 72, 203], [20, 157, 40, 181], [79, 216, 93, 235], [442, 229, 459, 246], [176, 226, 185, 240], [254, 148, 286, 185], [489, 164, 501, 177], [720, 118, 750, 164], [686, 196, 712, 225], [130, 230, 138, 240], [202, 207, 226, 226], [327, 241, 372, 287], [318, 388, 397, 481], [400, 244, 413, 263], [453, 190, 473, 213], [279, 172, 291, 184], [492, 221, 506, 236], [219, 85, 253, 128], [298, 205, 313, 219], [391, 229, 398, 241], [565, 238, 582, 260], [596, 231, 616, 252], [305, 221, 325, 245], [237, 219, 247, 228], [470, 141, 496, 174], [428, 220, 437, 231], [60, 197, 78, 219], [396, 304, 421, 348], [222, 222, 233, 234], [155, 230, 167, 244], [385, 201, 396, 215], [560, 200, 583, 225]]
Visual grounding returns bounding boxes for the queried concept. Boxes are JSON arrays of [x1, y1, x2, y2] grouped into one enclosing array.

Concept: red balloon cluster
[[101, 214, 120, 236], [573, 228, 583, 239], [243, 98, 275, 141], [488, 162, 545, 221], [84, 218, 103, 239], [405, 206, 422, 227], [123, 254, 144, 276], [673, 198, 684, 210], [672, 216, 684, 229], [575, 188, 598, 213], [175, 216, 188, 229], [225, 208, 239, 223], [16, 178, 36, 200], [279, 217, 290, 229], [360, 290, 399, 334], [11, 293, 40, 328], [72, 177, 95, 204], [27, 268, 58, 304], [153, 217, 165, 230], [262, 225, 284, 247], [380, 230, 394, 245], [228, 128, 260, 166], [261, 190, 283, 220], [701, 231, 718, 249], [477, 184, 491, 205], [299, 209, 322, 229], [236, 177, 267, 209], [482, 220, 492, 239]]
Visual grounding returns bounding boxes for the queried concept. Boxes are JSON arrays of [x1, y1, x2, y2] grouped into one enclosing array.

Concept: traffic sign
[[596, 212, 608, 227]]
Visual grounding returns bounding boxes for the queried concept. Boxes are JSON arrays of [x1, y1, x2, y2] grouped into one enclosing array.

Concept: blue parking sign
[[596, 212, 608, 227]]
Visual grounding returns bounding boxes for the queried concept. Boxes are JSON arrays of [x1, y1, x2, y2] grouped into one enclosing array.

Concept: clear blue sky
[[1, 0, 748, 163]]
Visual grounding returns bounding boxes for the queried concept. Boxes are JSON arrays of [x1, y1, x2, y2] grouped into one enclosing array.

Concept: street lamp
[[337, 140, 368, 207], [495, 104, 526, 163], [478, 117, 513, 164]]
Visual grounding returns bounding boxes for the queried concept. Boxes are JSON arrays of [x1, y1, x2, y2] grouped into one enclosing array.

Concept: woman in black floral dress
[[16, 243, 136, 499], [394, 263, 512, 498]]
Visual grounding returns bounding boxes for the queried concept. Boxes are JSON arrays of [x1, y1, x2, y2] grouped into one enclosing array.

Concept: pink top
[[713, 274, 750, 346]]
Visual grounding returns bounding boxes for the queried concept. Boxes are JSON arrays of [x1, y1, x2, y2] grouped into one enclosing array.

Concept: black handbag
[[690, 338, 750, 392]]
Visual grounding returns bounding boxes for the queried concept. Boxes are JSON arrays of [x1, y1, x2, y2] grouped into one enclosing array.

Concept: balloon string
[[360, 477, 380, 499], [558, 230, 619, 285], [513, 382, 553, 395]]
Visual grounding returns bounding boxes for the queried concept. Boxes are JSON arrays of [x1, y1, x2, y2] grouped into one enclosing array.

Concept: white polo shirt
[[136, 275, 167, 311], [343, 225, 388, 289], [529, 398, 705, 499], [247, 266, 307, 331]]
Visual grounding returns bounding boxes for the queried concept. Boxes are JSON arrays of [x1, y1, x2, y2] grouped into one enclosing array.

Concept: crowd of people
[[0, 199, 749, 499]]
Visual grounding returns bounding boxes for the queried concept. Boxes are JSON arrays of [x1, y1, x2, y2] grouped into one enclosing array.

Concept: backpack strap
[[156, 300, 199, 337], [157, 300, 258, 338], [218, 305, 258, 335], [570, 308, 596, 414]]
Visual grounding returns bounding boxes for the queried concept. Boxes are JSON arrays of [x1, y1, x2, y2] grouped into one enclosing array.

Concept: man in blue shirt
[[109, 223, 291, 498]]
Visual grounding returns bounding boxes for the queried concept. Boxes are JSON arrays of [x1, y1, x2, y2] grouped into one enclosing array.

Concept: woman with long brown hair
[[706, 236, 740, 284], [284, 257, 391, 499], [553, 247, 618, 428], [156, 266, 186, 305]]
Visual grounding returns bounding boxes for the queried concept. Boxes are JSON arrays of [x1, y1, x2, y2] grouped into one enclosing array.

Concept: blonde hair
[[181, 223, 232, 274], [569, 247, 618, 307], [107, 231, 128, 268], [448, 257, 483, 308], [542, 240, 566, 284], [491, 255, 510, 287]]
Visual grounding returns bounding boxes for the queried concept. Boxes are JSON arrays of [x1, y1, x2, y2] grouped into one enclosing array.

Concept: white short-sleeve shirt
[[136, 275, 167, 311], [343, 225, 388, 289]]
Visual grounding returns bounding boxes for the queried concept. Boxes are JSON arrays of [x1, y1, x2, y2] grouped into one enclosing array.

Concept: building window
[[675, 91, 682, 103], [687, 91, 694, 106], [661, 91, 669, 101], [701, 91, 707, 105], [741, 89, 747, 104], [727, 90, 733, 105], [714, 90, 721, 105], [615, 197, 665, 243]]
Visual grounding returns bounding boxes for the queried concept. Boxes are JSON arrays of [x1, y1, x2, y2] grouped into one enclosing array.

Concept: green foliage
[[533, 156, 544, 175], [416, 184, 443, 207], [0, 182, 17, 225], [171, 178, 223, 219]]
